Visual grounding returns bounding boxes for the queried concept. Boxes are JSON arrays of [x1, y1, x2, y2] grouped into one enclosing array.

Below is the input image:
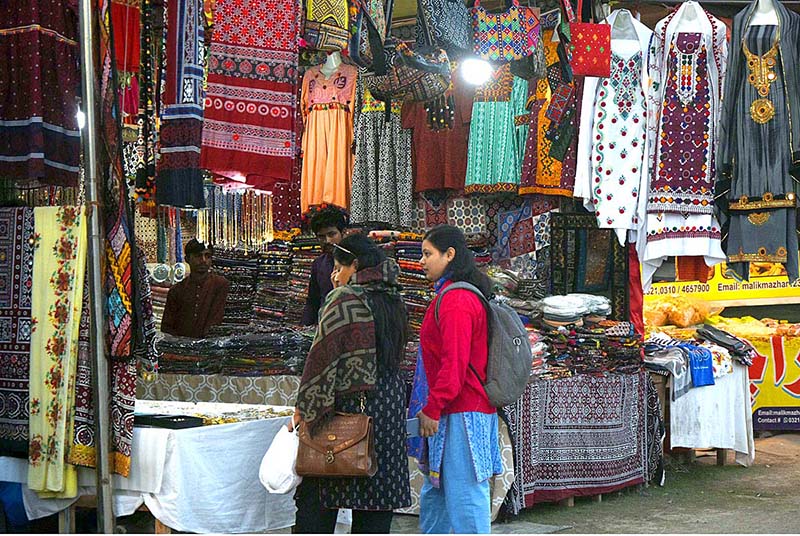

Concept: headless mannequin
[[320, 51, 342, 79], [612, 9, 639, 42], [750, 0, 779, 26], [675, 1, 702, 33]]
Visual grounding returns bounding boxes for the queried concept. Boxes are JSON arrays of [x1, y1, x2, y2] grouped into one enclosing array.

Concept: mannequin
[[612, 9, 639, 41], [320, 50, 342, 79], [674, 0, 702, 32], [750, 0, 779, 26]]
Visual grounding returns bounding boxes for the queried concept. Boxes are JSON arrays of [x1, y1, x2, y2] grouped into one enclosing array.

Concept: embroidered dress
[[201, 0, 300, 190], [350, 83, 413, 227], [717, 3, 800, 283], [639, 5, 728, 289], [464, 65, 529, 195], [28, 207, 87, 498], [0, 1, 81, 187], [0, 208, 35, 458], [300, 64, 358, 212]]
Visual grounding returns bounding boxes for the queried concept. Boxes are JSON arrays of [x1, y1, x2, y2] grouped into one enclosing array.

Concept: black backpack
[[435, 282, 532, 407]]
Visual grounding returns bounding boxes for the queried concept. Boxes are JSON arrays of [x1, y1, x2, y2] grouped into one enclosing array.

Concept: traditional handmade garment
[[28, 206, 87, 498], [574, 10, 653, 247], [350, 83, 413, 227], [105, 193, 135, 359], [504, 371, 663, 512], [716, 1, 800, 283], [401, 63, 475, 193], [0, 208, 35, 458], [111, 0, 141, 125], [638, 3, 728, 290], [0, 1, 81, 187], [133, 0, 159, 210], [201, 0, 300, 190], [464, 65, 529, 195], [156, 0, 206, 208], [300, 64, 358, 212], [519, 21, 581, 197]]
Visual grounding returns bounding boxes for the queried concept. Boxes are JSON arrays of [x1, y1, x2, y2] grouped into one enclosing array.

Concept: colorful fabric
[[446, 197, 487, 236], [201, 0, 300, 191], [69, 275, 93, 469], [105, 194, 134, 359], [0, 208, 35, 457], [0, 1, 81, 187], [471, 0, 533, 62], [156, 0, 206, 208], [303, 0, 350, 51], [296, 260, 403, 430], [28, 207, 87, 498], [504, 372, 659, 511], [111, 0, 141, 125]]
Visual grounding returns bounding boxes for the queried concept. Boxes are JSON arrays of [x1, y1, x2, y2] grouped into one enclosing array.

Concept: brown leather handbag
[[296, 412, 377, 477]]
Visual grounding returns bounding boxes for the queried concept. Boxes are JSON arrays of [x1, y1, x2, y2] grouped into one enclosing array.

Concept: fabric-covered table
[[504, 371, 664, 513], [0, 401, 295, 533]]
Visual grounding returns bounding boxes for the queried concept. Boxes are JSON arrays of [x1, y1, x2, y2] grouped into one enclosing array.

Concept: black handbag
[[416, 0, 472, 56]]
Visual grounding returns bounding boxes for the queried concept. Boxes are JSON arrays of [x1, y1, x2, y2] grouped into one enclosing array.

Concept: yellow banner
[[745, 336, 800, 430]]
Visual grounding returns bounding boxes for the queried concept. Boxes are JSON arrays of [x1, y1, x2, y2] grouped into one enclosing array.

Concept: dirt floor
[[508, 433, 800, 534]]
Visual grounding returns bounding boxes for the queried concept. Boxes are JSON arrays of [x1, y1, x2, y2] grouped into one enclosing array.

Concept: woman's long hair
[[333, 233, 408, 370], [423, 224, 493, 298]]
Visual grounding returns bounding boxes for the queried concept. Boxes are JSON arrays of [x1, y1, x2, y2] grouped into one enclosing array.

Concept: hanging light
[[76, 109, 86, 130], [461, 58, 493, 86]]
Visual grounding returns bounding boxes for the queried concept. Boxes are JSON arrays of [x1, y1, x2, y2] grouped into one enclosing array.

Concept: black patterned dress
[[315, 368, 412, 510]]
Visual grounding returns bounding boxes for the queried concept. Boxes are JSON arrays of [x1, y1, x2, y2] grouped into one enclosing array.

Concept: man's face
[[187, 250, 213, 276], [316, 226, 342, 252]]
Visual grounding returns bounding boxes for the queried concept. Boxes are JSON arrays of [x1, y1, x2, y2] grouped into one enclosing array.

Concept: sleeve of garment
[[302, 267, 322, 326], [160, 286, 180, 335], [301, 71, 311, 123], [573, 76, 599, 209], [717, 15, 741, 180], [421, 291, 480, 421]]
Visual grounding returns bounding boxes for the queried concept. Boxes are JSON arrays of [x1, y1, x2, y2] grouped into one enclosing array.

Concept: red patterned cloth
[[201, 0, 301, 191]]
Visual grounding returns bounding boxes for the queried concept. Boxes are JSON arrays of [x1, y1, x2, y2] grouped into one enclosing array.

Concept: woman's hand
[[288, 408, 301, 432], [417, 411, 439, 438], [330, 268, 341, 288]]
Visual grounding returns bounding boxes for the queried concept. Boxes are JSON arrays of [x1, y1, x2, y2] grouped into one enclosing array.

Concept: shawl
[[296, 259, 402, 431]]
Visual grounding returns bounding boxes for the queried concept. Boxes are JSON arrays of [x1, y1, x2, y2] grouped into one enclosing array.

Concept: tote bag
[[564, 0, 610, 77]]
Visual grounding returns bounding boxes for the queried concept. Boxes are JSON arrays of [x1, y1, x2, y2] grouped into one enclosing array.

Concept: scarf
[[296, 259, 402, 432]]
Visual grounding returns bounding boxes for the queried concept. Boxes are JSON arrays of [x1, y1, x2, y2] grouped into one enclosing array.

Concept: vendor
[[161, 239, 230, 338], [301, 206, 346, 326]]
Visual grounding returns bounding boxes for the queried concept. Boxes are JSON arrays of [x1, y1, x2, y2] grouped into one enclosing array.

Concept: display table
[[0, 401, 295, 533], [503, 371, 663, 513]]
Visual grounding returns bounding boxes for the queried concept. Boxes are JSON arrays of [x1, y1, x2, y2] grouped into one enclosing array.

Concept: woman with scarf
[[413, 224, 502, 534], [291, 233, 411, 533]]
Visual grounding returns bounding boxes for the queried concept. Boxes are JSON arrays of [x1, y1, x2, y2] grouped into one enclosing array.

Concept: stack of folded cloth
[[209, 249, 261, 336], [570, 294, 613, 321], [394, 239, 434, 338], [694, 324, 755, 366], [251, 242, 293, 326], [286, 236, 322, 325], [150, 283, 170, 328], [541, 295, 589, 327]]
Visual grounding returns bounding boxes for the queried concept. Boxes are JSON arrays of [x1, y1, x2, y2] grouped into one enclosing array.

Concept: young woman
[[292, 233, 411, 533], [416, 224, 502, 534]]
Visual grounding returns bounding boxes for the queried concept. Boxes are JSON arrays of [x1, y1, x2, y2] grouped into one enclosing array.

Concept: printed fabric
[[0, 1, 81, 187], [156, 0, 206, 208], [201, 0, 301, 191], [28, 207, 87, 498], [0, 208, 35, 457]]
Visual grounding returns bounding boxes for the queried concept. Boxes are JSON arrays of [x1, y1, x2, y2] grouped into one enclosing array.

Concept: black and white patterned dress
[[349, 81, 413, 228], [317, 368, 412, 510]]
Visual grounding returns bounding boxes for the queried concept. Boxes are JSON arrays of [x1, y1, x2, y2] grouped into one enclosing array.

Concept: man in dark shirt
[[161, 239, 230, 338], [301, 207, 346, 325]]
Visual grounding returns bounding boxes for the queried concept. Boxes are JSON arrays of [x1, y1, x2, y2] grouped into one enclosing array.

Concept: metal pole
[[77, 1, 115, 533]]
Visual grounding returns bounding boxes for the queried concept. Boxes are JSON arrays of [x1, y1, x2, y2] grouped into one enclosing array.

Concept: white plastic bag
[[259, 423, 302, 494]]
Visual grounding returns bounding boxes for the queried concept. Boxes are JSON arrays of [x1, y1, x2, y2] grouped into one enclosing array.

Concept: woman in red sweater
[[415, 225, 502, 534]]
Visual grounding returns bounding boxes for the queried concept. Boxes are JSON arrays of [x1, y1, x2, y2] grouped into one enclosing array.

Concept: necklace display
[[198, 186, 274, 252], [742, 37, 780, 124]]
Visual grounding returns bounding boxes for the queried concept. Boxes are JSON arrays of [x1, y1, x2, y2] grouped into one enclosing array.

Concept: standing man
[[302, 206, 347, 326], [161, 239, 230, 338]]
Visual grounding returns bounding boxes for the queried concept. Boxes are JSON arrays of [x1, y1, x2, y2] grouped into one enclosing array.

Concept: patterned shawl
[[296, 259, 402, 432]]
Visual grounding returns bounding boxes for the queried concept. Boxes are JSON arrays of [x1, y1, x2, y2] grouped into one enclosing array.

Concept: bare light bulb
[[461, 58, 493, 86]]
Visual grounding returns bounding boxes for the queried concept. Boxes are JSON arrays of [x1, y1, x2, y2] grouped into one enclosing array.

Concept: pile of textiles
[[489, 267, 548, 319], [150, 282, 170, 328], [156, 329, 313, 376], [695, 325, 755, 367], [539, 294, 612, 328], [538, 321, 643, 379], [251, 243, 293, 326], [644, 331, 737, 399], [209, 249, 261, 335], [286, 236, 322, 325]]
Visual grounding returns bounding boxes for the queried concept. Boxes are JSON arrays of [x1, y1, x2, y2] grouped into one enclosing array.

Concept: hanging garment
[[28, 207, 87, 498], [574, 10, 653, 247], [638, 3, 728, 290], [716, 1, 800, 283], [0, 1, 81, 187], [156, 0, 206, 208], [519, 23, 581, 197], [0, 208, 35, 458], [111, 0, 141, 125], [350, 83, 413, 227], [201, 0, 301, 190], [300, 64, 358, 212], [401, 63, 475, 193], [464, 64, 529, 195]]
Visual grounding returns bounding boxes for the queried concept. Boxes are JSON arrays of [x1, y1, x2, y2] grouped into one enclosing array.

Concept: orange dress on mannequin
[[300, 63, 358, 212]]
